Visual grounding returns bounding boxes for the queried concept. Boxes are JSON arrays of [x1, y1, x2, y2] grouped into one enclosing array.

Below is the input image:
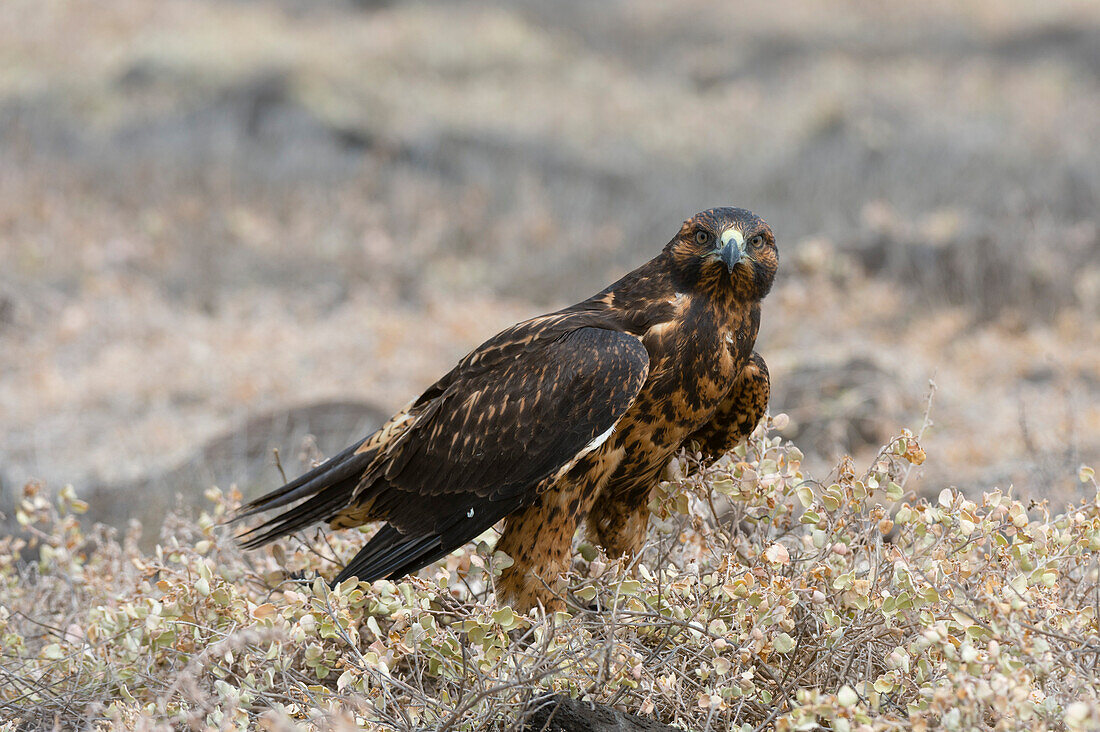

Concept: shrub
[[2, 418, 1098, 730]]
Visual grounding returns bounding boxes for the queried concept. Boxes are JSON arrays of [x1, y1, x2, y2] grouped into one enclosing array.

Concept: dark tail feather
[[331, 524, 442, 586], [233, 440, 373, 549], [237, 479, 358, 549], [234, 439, 369, 521], [330, 508, 516, 587]]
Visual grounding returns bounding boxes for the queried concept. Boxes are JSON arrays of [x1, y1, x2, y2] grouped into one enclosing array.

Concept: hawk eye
[[749, 235, 765, 248], [694, 230, 711, 245]]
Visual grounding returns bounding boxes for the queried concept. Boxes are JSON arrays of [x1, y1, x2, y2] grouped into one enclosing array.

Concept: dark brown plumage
[[235, 207, 778, 610]]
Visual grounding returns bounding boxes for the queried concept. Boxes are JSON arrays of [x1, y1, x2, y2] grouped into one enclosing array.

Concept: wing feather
[[331, 323, 650, 582], [236, 314, 651, 586]]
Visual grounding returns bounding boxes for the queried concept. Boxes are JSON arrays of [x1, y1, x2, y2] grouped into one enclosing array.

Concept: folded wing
[[236, 318, 650, 585]]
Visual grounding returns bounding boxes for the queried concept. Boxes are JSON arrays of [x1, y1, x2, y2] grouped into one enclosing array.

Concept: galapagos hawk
[[235, 207, 777, 610]]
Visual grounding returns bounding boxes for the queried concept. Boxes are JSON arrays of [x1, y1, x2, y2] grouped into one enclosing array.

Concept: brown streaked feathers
[[235, 207, 778, 610]]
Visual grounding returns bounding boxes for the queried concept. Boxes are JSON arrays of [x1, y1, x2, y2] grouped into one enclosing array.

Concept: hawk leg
[[585, 465, 663, 564], [585, 351, 770, 560], [495, 476, 602, 612]]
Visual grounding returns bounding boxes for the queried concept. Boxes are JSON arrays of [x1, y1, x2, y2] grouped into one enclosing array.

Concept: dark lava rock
[[524, 695, 679, 732]]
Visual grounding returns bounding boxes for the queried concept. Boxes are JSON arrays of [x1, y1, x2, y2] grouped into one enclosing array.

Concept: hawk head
[[667, 207, 778, 301]]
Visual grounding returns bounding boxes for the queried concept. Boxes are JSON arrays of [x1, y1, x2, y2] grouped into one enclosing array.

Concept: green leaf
[[491, 550, 515, 570], [491, 607, 517, 630], [575, 586, 597, 602], [796, 485, 814, 508], [772, 633, 795, 653]]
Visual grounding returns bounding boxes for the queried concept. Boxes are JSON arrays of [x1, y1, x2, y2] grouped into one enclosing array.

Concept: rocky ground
[[2, 0, 1098, 534]]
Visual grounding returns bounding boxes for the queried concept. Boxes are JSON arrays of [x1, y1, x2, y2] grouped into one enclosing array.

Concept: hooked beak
[[718, 229, 744, 273]]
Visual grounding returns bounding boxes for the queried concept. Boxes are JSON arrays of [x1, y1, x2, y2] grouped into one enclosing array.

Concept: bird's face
[[668, 207, 778, 300]]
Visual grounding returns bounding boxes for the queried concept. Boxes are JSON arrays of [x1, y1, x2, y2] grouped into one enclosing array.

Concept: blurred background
[[2, 0, 1098, 536]]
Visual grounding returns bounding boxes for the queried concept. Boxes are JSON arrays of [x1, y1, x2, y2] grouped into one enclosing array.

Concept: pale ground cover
[[3, 421, 1099, 729]]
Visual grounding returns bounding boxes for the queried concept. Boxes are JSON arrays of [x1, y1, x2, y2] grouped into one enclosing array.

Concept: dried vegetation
[[3, 415, 1099, 730]]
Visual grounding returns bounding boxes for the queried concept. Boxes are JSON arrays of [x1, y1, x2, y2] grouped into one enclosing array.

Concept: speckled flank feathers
[[235, 207, 778, 611]]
